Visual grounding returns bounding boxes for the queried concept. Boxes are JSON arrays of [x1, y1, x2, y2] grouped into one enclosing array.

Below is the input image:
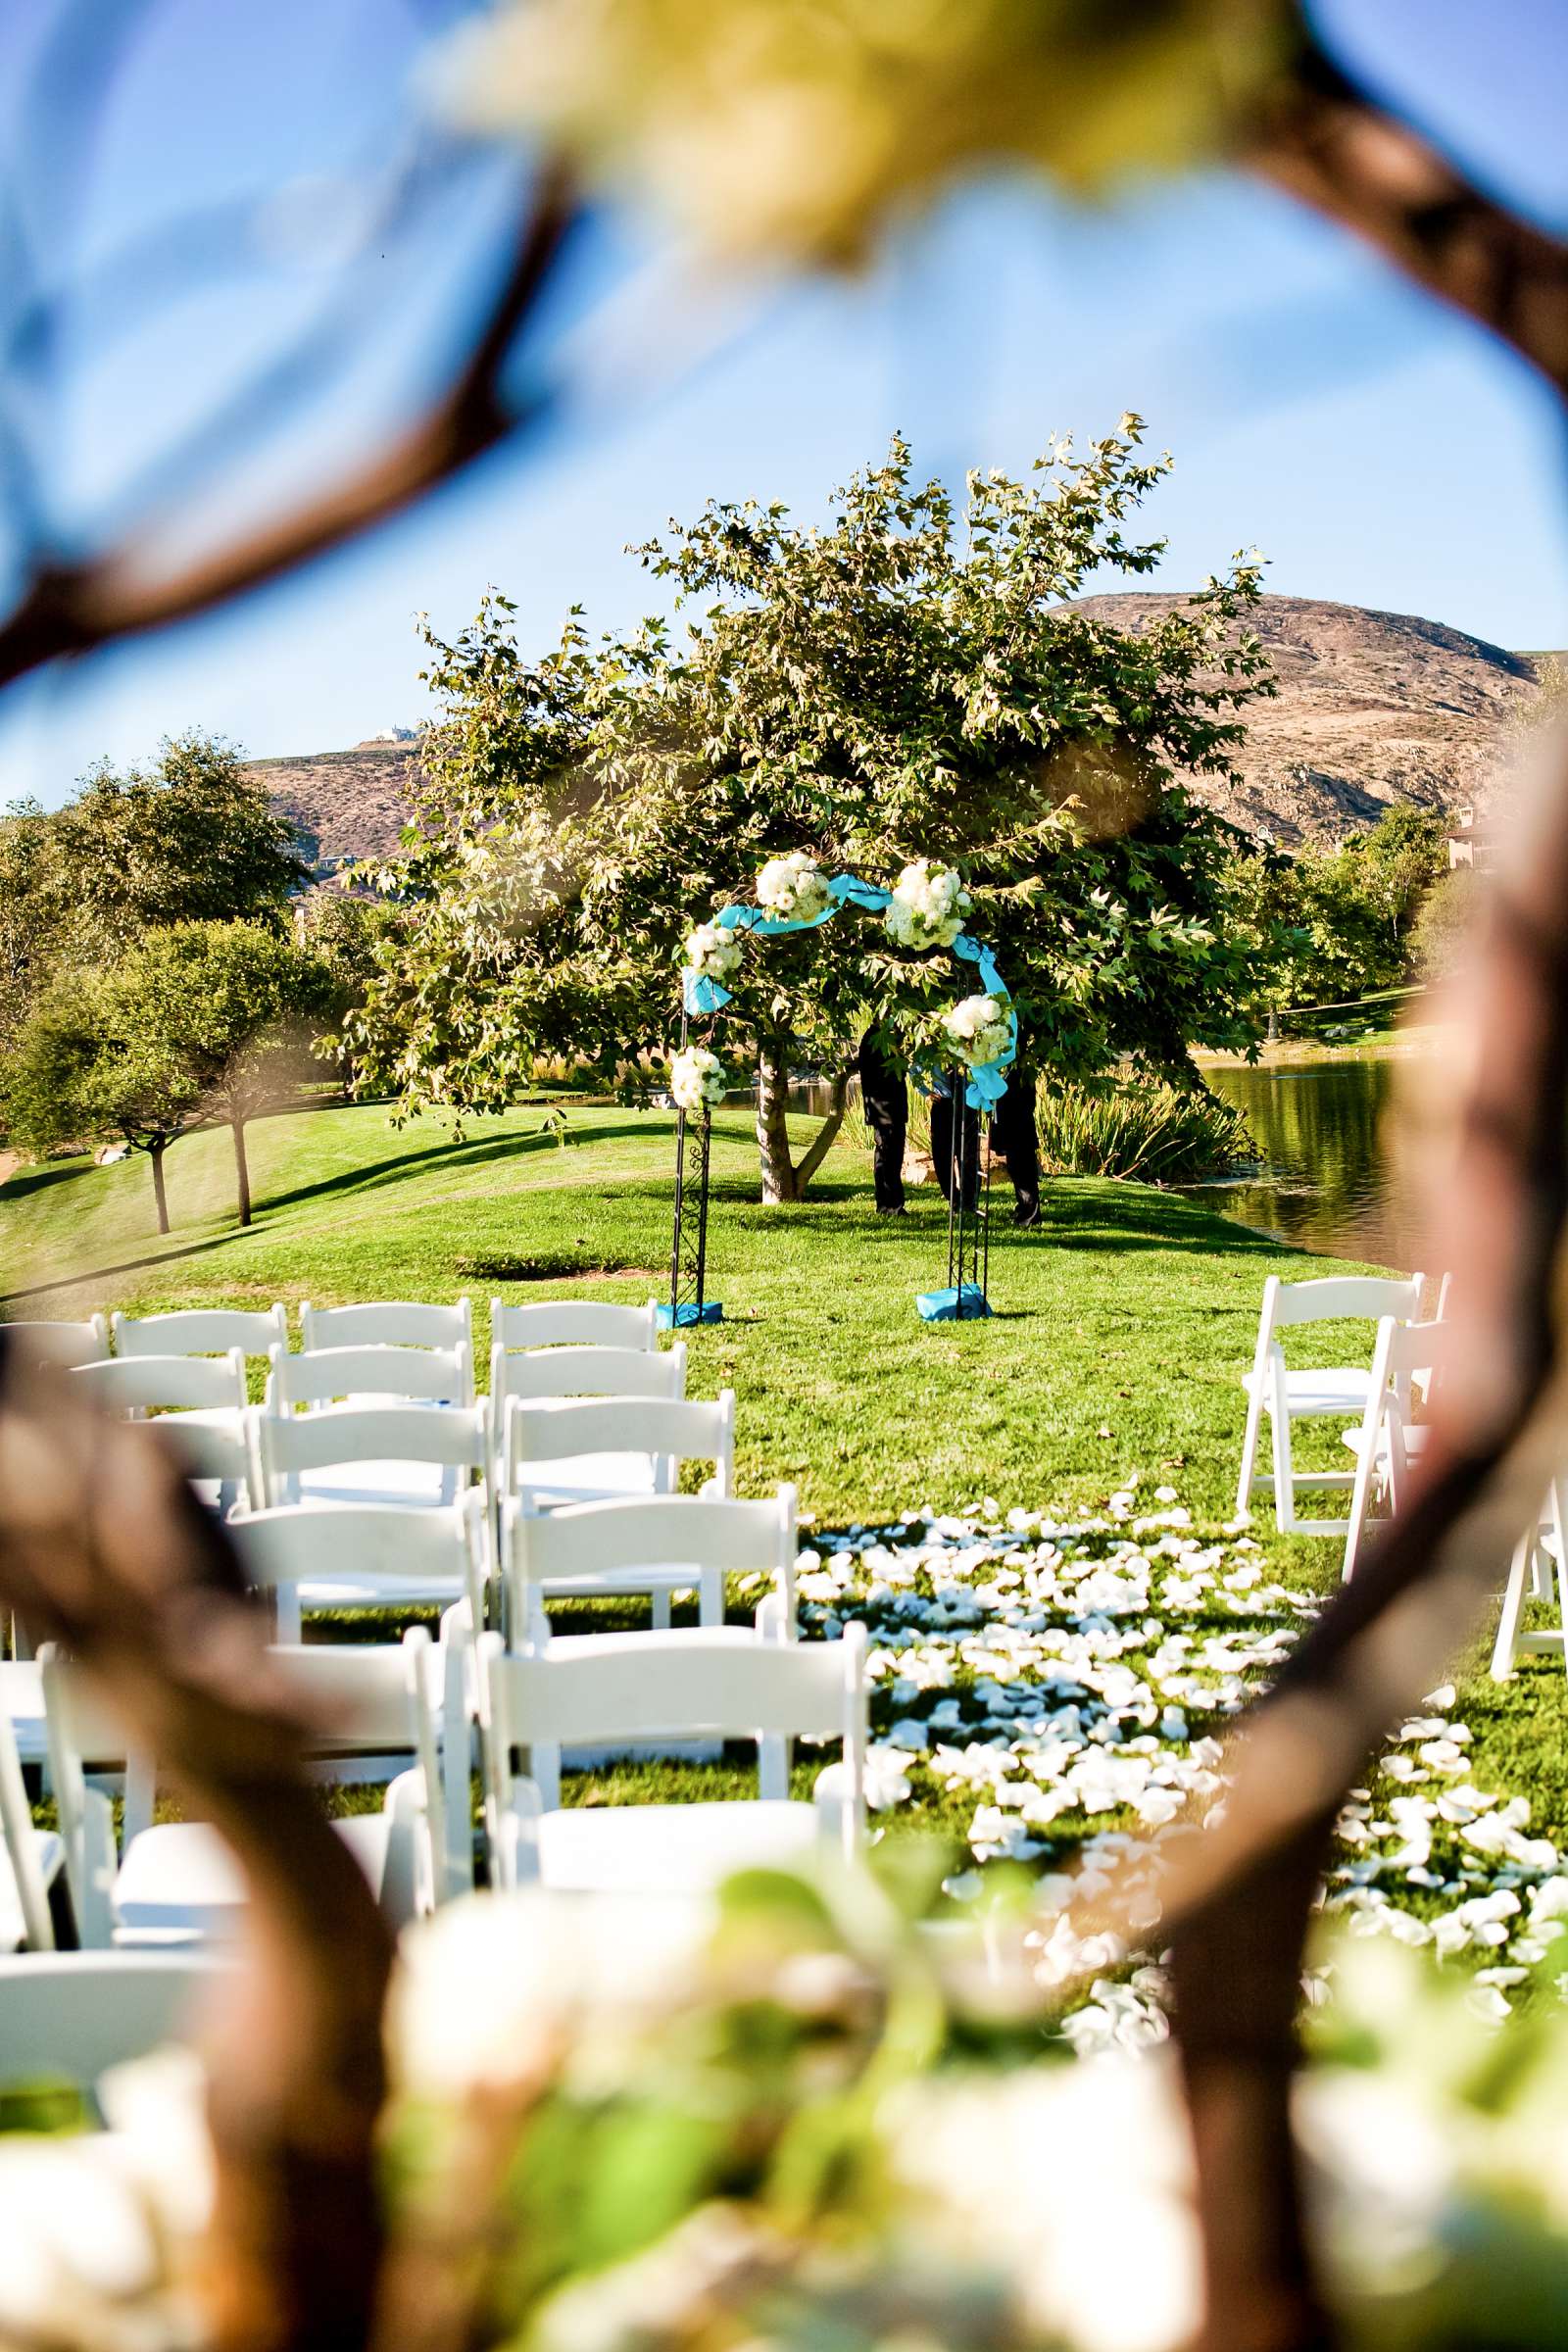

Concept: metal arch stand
[[660, 1009, 723, 1330], [917, 1065, 994, 1323]]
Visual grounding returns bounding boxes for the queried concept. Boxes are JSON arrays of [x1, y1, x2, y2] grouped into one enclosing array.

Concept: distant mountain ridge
[[246, 595, 1544, 866]]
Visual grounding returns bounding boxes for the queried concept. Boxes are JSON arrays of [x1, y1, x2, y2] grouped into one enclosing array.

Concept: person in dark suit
[[858, 1031, 1040, 1225]]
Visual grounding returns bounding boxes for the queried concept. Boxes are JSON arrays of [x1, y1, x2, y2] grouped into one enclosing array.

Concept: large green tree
[[347, 422, 1276, 1199]]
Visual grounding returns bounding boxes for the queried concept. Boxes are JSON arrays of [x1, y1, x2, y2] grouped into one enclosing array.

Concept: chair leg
[[1235, 1390, 1264, 1520], [651, 1588, 672, 1632], [1491, 1532, 1533, 1681], [1269, 1405, 1295, 1535], [1342, 1436, 1381, 1584]]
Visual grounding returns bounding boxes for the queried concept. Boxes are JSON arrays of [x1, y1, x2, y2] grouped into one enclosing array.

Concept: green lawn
[[6, 1095, 1565, 1909]]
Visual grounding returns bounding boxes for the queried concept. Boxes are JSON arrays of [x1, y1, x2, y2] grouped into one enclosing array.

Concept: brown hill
[[1068, 591, 1541, 847], [248, 597, 1544, 865], [246, 740, 422, 870]]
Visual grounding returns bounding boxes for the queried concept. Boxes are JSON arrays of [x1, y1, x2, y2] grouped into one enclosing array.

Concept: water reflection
[[1193, 1058, 1426, 1272]]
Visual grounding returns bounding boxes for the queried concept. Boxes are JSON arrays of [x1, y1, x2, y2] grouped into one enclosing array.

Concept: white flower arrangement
[[669, 1044, 727, 1111], [886, 858, 971, 951], [680, 921, 743, 985], [943, 992, 1011, 1066], [755, 850, 830, 922]]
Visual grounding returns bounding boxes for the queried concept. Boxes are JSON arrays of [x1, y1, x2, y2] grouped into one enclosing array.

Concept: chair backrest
[[506, 1488, 797, 1623], [267, 1341, 472, 1410], [491, 1341, 686, 1405], [0, 1954, 224, 2082], [70, 1349, 248, 1415], [255, 1401, 491, 1504], [301, 1298, 472, 1354], [1, 1317, 109, 1371], [112, 1304, 287, 1358], [1264, 1272, 1425, 1334], [504, 1390, 736, 1496], [0, 1702, 52, 1951], [227, 1497, 483, 1615], [482, 1620, 865, 1752], [491, 1298, 658, 1353]]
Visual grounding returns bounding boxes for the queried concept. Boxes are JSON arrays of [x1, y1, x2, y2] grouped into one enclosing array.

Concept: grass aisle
[[8, 1097, 1568, 2009]]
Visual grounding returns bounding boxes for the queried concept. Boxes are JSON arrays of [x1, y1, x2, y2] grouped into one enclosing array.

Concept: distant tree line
[[0, 732, 386, 1232]]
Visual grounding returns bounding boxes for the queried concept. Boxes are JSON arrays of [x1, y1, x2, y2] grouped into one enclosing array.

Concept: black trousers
[[930, 1088, 981, 1211], [857, 1031, 907, 1211], [992, 1060, 1040, 1223]]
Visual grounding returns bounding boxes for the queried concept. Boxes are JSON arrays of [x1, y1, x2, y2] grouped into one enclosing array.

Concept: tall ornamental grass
[[1036, 1076, 1255, 1184]]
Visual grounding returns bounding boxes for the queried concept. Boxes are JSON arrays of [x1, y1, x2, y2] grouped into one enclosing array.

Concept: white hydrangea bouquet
[[679, 920, 743, 986], [755, 850, 831, 922], [886, 858, 971, 951], [943, 992, 1012, 1067], [669, 1044, 726, 1111]]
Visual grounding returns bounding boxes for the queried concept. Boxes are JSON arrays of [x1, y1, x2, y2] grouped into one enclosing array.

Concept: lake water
[[1192, 1056, 1427, 1273]]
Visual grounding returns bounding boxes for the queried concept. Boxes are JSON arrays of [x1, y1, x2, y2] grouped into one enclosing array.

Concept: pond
[[1191, 1056, 1428, 1274]]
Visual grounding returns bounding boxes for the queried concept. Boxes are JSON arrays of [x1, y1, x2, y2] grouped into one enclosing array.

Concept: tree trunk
[[756, 1036, 800, 1204], [148, 1140, 171, 1235], [794, 1069, 851, 1190], [231, 1118, 253, 1227]]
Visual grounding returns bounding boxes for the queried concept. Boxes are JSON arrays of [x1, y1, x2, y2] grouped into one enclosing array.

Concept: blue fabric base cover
[[656, 1299, 725, 1329], [915, 1284, 993, 1323]]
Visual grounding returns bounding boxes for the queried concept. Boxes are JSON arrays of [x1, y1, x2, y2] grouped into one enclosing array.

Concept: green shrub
[[1035, 1075, 1255, 1184]]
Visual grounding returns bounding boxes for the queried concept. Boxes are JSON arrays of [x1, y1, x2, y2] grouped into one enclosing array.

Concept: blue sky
[[4, 0, 1568, 807]]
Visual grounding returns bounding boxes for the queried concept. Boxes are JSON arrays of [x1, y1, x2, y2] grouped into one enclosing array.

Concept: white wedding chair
[[143, 1410, 262, 1516], [112, 1304, 286, 1360], [2, 1316, 109, 1370], [0, 1952, 225, 2082], [1339, 1317, 1451, 1580], [504, 1487, 797, 1642], [491, 1298, 658, 1356], [226, 1503, 479, 1889], [1236, 1272, 1426, 1533], [302, 1298, 473, 1367], [254, 1397, 492, 1516], [477, 1619, 867, 1896], [0, 1703, 62, 1951], [504, 1391, 736, 1512], [42, 1628, 447, 1945], [72, 1348, 248, 1425], [1492, 1477, 1568, 1683], [265, 1340, 473, 1414]]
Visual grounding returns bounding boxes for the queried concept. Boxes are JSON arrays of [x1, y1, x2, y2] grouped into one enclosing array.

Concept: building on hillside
[[1446, 803, 1498, 871]]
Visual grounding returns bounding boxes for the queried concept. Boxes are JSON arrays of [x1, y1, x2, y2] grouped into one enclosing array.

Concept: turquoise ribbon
[[682, 869, 1015, 1107]]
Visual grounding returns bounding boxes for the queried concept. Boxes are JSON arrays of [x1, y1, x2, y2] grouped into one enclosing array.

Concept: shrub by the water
[[1035, 1076, 1255, 1185]]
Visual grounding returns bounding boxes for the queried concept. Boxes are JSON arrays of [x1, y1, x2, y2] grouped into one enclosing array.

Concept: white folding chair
[[42, 1629, 446, 1944], [71, 1349, 248, 1424], [301, 1298, 472, 1359], [0, 1702, 61, 1951], [1236, 1272, 1425, 1533], [1, 1317, 109, 1370], [0, 1951, 223, 2082], [504, 1391, 736, 1511], [253, 1397, 493, 1517], [227, 1503, 481, 1889], [141, 1411, 262, 1516], [490, 1298, 658, 1355], [504, 1487, 797, 1641], [265, 1340, 473, 1414], [490, 1340, 685, 1408], [112, 1304, 286, 1359], [477, 1619, 867, 1895], [1339, 1317, 1450, 1580], [1492, 1476, 1568, 1683]]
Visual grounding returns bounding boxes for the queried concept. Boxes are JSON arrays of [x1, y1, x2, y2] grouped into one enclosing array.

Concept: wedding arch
[[661, 858, 1017, 1328]]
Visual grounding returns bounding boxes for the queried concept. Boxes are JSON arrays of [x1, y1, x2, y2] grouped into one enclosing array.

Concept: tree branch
[[0, 164, 581, 693], [1249, 22, 1568, 394]]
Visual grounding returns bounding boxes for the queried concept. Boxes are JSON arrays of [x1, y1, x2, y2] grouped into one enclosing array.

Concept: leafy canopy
[[346, 421, 1276, 1136]]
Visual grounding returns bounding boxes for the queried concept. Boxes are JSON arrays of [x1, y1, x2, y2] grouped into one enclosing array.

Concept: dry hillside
[[247, 597, 1544, 866], [1069, 591, 1541, 846]]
